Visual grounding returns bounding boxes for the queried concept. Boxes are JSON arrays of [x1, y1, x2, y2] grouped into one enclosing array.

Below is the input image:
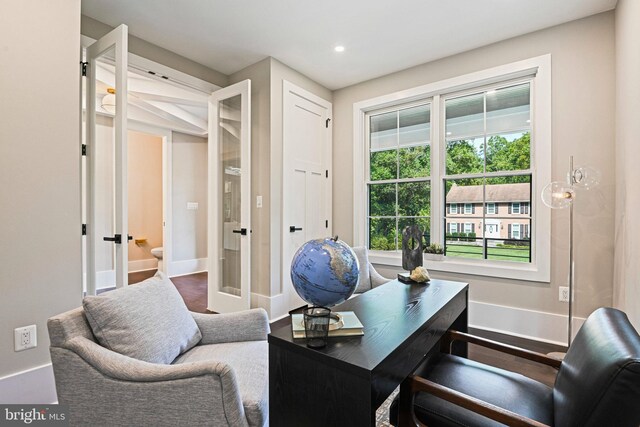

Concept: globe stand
[[328, 312, 344, 331]]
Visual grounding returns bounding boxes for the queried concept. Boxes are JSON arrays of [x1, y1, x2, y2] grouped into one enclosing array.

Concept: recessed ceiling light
[[334, 45, 345, 53]]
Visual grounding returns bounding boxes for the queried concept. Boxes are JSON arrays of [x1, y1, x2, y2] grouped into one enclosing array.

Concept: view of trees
[[369, 132, 530, 251]]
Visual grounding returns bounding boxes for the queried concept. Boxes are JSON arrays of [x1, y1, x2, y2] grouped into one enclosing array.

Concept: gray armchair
[[48, 274, 269, 427], [352, 246, 393, 293]]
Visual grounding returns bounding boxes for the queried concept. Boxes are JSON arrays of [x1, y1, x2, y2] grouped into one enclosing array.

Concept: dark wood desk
[[268, 279, 468, 427]]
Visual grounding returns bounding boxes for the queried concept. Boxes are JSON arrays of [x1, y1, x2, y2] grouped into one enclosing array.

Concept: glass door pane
[[208, 79, 251, 313], [219, 95, 242, 297], [85, 25, 128, 295]]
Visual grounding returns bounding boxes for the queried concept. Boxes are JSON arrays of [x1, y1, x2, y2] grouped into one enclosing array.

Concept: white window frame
[[464, 203, 472, 214], [450, 203, 458, 214], [512, 202, 521, 214], [487, 203, 496, 214], [464, 223, 473, 233], [353, 55, 551, 282], [449, 222, 458, 234]]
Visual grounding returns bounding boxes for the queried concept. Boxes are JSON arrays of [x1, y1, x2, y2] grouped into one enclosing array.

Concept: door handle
[[103, 234, 133, 244], [232, 228, 248, 236], [289, 226, 303, 233]]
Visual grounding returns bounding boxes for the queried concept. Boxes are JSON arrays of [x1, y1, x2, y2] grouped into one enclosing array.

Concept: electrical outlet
[[14, 325, 37, 352], [559, 286, 570, 302]]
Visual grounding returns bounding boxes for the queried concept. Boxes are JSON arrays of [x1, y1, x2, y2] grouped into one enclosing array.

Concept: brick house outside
[[445, 182, 531, 241]]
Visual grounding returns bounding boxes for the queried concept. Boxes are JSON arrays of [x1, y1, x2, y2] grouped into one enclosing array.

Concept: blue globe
[[290, 237, 360, 307]]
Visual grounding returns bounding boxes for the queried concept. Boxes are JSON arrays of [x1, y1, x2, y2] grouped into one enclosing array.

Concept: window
[[511, 223, 521, 239], [443, 83, 532, 263], [368, 104, 431, 250], [354, 55, 551, 282]]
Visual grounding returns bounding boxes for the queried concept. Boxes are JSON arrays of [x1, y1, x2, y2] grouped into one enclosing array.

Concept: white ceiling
[[81, 0, 617, 90]]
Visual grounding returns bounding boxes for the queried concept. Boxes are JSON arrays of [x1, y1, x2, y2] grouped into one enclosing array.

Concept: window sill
[[369, 251, 549, 283]]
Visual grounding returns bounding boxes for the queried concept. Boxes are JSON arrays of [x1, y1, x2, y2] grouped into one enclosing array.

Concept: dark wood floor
[[129, 270, 564, 386], [129, 269, 210, 314]]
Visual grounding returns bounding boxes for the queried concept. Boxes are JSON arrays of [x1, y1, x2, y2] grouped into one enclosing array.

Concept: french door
[[84, 25, 129, 295], [207, 80, 251, 313]]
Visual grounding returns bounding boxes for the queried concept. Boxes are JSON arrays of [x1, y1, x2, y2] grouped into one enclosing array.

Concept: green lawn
[[445, 244, 530, 263]]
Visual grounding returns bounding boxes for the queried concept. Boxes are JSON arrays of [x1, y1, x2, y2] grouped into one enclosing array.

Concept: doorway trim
[[128, 121, 172, 277]]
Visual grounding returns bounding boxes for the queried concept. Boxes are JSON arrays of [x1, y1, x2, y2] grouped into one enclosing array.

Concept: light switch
[[256, 196, 263, 208], [187, 202, 199, 210]]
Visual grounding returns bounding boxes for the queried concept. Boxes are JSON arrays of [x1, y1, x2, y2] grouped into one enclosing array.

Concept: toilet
[[151, 247, 163, 270]]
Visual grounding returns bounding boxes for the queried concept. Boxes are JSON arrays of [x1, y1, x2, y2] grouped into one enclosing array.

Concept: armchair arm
[[191, 308, 270, 344], [62, 336, 232, 382], [399, 375, 549, 427], [370, 264, 392, 288], [53, 337, 249, 426], [442, 330, 562, 369]]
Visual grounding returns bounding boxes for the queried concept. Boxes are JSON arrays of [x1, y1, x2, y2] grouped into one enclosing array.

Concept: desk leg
[[450, 294, 468, 358]]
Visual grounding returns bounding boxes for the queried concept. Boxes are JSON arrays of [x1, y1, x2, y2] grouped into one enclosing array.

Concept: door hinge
[[326, 118, 331, 128], [82, 224, 87, 236], [325, 220, 328, 228], [82, 144, 87, 156], [81, 61, 88, 77], [325, 169, 328, 178]]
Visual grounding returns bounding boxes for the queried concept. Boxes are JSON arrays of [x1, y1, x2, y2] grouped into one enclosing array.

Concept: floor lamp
[[541, 156, 600, 352]]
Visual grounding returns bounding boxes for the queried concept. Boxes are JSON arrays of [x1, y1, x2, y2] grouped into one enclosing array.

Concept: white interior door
[[85, 25, 128, 295], [207, 80, 251, 313], [282, 81, 332, 311]]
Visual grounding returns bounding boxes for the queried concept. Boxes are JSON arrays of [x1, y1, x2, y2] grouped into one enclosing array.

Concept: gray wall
[[229, 58, 272, 296], [172, 132, 208, 262], [332, 12, 616, 319], [0, 0, 82, 380], [81, 15, 228, 88], [614, 0, 640, 329]]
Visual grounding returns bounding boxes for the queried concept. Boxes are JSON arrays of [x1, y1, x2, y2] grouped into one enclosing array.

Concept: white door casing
[[282, 81, 332, 311], [85, 24, 129, 295], [207, 80, 251, 313]]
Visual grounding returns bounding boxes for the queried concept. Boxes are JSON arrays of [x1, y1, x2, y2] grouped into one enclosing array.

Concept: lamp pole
[[568, 155, 575, 347]]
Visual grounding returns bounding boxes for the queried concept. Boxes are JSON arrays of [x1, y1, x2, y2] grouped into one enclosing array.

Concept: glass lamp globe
[[570, 166, 601, 190], [541, 181, 575, 209]]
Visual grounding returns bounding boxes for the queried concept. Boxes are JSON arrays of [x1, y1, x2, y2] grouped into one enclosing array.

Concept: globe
[[290, 237, 360, 307]]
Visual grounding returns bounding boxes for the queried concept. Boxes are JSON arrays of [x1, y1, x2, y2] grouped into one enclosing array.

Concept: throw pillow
[[83, 271, 202, 364]]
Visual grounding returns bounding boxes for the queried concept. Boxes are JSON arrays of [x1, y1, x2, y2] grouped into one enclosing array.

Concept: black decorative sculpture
[[402, 225, 424, 271]]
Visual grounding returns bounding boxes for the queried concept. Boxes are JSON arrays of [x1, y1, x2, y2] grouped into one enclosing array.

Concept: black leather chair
[[391, 307, 640, 427]]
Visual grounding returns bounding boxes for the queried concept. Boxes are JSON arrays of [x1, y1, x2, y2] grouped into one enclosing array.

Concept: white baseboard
[[251, 292, 289, 320], [469, 300, 586, 346], [0, 364, 57, 404], [169, 258, 207, 277], [128, 258, 158, 272]]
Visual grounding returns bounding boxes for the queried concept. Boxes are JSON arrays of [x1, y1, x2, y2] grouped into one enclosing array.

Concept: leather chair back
[[553, 307, 640, 427]]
